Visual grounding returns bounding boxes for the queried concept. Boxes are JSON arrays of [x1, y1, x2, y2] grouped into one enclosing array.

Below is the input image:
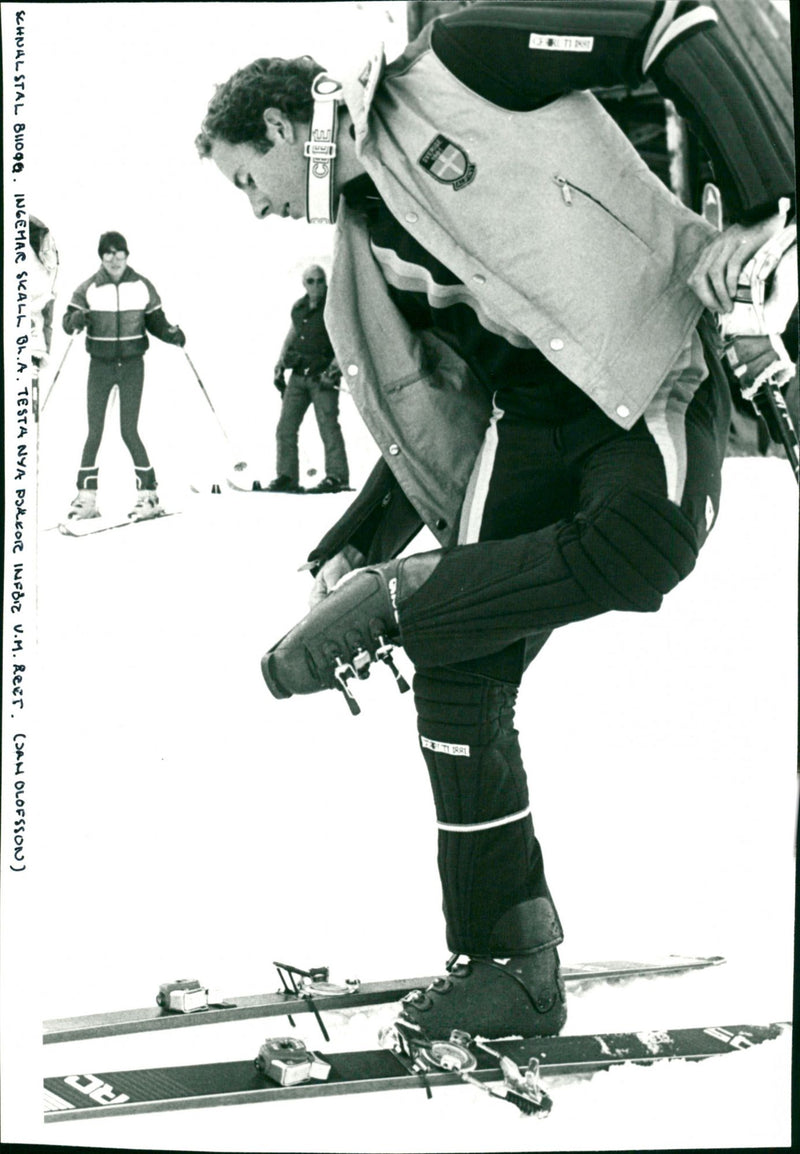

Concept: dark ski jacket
[[279, 295, 338, 378]]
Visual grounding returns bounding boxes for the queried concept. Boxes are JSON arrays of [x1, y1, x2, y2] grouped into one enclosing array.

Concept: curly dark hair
[[196, 55, 326, 157]]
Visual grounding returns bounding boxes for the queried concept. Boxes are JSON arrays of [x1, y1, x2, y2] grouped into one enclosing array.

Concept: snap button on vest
[[405, 212, 419, 224], [550, 338, 564, 351], [471, 274, 486, 285], [388, 443, 400, 455], [346, 364, 359, 376], [616, 404, 631, 418]]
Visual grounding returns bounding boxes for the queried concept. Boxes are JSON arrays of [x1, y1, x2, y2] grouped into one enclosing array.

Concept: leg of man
[[310, 379, 349, 484], [400, 406, 574, 1038], [399, 329, 730, 669], [275, 372, 312, 485], [399, 328, 729, 1038], [116, 358, 157, 490], [263, 330, 730, 700]]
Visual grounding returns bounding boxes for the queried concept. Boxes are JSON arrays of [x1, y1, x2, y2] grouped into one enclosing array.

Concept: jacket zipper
[[553, 175, 649, 248]]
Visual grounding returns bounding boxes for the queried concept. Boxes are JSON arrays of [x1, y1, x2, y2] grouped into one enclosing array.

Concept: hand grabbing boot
[[261, 550, 442, 711]]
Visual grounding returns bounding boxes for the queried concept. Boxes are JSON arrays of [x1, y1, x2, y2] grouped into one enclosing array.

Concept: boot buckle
[[332, 657, 361, 716], [351, 647, 372, 678], [374, 635, 410, 694]]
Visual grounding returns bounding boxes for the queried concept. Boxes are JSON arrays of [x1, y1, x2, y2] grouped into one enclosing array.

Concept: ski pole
[[752, 380, 800, 481], [183, 350, 247, 472], [40, 335, 75, 413]]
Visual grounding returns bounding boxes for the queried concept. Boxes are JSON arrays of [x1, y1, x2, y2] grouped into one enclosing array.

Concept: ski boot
[[261, 550, 442, 712], [67, 490, 100, 520], [265, 475, 302, 493], [305, 475, 349, 494], [129, 490, 161, 521], [397, 899, 567, 1041]]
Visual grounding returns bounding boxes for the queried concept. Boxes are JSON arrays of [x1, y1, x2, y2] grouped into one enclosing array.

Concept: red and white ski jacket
[[63, 265, 181, 361]]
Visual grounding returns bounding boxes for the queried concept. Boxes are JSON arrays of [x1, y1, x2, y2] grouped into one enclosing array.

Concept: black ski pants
[[77, 357, 156, 491], [408, 326, 731, 958]]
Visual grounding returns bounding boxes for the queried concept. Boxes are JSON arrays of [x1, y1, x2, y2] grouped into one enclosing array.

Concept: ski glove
[[723, 334, 795, 401], [63, 308, 86, 334], [719, 221, 797, 401], [167, 325, 186, 348]]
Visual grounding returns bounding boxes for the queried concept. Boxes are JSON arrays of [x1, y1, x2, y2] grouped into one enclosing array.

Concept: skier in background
[[62, 231, 186, 522], [267, 265, 350, 493], [197, 1, 795, 1041]]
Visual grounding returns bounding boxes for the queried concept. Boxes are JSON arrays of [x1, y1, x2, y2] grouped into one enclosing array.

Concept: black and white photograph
[[2, 2, 797, 1151]]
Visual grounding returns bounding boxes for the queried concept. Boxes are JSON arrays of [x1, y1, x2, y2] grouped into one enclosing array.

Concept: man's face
[[210, 110, 308, 221], [303, 269, 326, 305], [101, 249, 128, 281]]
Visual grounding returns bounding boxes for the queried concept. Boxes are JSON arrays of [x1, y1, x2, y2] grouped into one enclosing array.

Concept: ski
[[43, 1019, 787, 1122], [43, 955, 724, 1044], [56, 511, 180, 538], [222, 475, 355, 493]]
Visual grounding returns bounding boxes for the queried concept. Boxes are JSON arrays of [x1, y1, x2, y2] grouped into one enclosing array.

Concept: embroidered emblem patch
[[529, 34, 594, 52], [419, 135, 476, 190]]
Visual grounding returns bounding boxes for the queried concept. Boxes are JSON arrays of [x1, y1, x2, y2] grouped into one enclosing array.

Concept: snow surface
[[22, 447, 800, 1151], [2, 2, 796, 1150]]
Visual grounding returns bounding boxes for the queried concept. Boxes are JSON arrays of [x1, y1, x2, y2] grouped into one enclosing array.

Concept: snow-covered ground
[[18, 443, 800, 1151]]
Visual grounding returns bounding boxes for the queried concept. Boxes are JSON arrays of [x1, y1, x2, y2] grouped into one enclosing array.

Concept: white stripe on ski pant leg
[[643, 328, 707, 505], [458, 395, 506, 544], [437, 806, 531, 833]]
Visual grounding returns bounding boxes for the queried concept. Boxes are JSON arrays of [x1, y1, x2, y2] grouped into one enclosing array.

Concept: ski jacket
[[63, 265, 180, 361], [320, 46, 712, 550], [311, 2, 796, 565]]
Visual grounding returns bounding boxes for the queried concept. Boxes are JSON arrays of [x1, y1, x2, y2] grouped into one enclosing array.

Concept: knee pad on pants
[[413, 668, 526, 825], [559, 490, 699, 613]]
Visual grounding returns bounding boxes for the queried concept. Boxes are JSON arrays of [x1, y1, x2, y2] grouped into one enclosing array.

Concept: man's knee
[[559, 490, 699, 613]]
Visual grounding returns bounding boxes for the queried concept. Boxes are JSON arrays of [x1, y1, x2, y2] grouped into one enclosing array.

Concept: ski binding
[[155, 979, 232, 1014], [254, 1037, 331, 1086], [380, 1020, 553, 1115]]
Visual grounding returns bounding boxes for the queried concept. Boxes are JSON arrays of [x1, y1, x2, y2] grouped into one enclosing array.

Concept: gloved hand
[[723, 333, 795, 401], [64, 309, 85, 334], [168, 325, 186, 348], [274, 364, 286, 395], [716, 217, 797, 402]]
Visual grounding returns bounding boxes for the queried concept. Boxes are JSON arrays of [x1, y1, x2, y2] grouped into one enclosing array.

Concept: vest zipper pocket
[[553, 175, 651, 251]]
